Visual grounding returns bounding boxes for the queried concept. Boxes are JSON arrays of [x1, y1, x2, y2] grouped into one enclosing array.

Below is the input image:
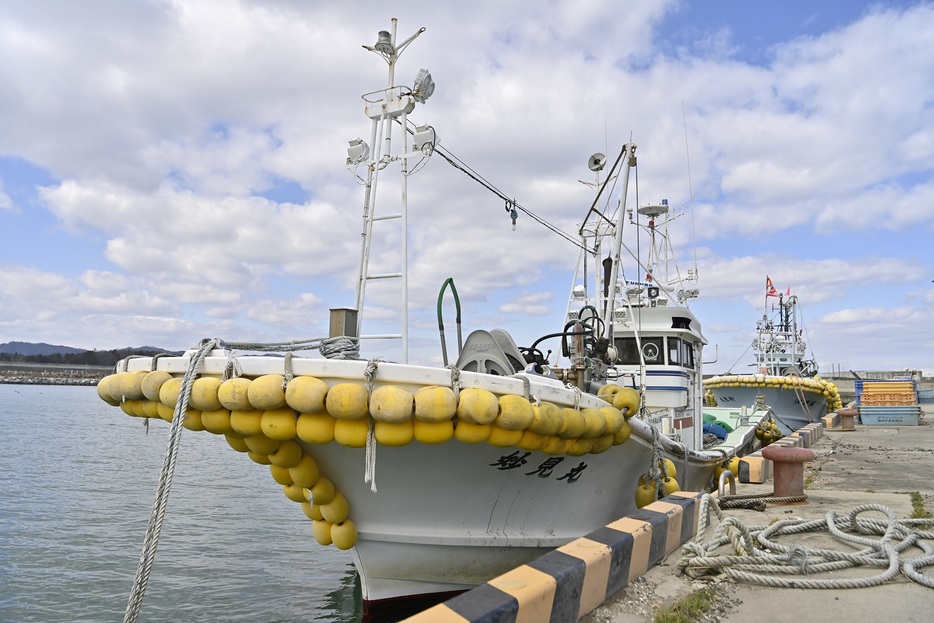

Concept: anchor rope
[[123, 338, 219, 623], [680, 494, 934, 589]]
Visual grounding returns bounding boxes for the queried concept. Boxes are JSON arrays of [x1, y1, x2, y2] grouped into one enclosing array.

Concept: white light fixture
[[346, 138, 370, 166], [412, 68, 435, 103], [374, 30, 393, 55], [412, 125, 437, 154]]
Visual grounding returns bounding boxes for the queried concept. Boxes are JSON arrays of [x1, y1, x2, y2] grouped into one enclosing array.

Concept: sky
[[1, 0, 932, 374]]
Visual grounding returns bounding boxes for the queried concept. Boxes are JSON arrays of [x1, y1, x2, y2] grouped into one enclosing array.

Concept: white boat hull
[[707, 384, 827, 434], [101, 351, 760, 611], [304, 428, 722, 603]]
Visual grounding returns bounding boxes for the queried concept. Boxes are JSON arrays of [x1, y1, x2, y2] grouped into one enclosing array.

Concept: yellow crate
[[861, 382, 915, 394], [860, 393, 917, 406]]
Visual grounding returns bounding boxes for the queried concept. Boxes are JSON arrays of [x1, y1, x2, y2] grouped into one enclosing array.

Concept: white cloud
[[0, 1, 931, 370]]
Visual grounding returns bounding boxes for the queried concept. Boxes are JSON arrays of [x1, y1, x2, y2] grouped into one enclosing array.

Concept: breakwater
[[0, 363, 111, 386]]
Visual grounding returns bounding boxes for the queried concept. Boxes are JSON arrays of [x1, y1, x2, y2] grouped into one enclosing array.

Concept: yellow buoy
[[289, 454, 321, 488], [140, 400, 160, 419], [312, 519, 333, 546], [201, 408, 233, 435], [580, 408, 607, 438], [302, 502, 324, 521], [413, 419, 454, 444], [495, 395, 534, 431], [612, 418, 632, 445], [556, 408, 586, 439], [566, 438, 594, 456], [247, 374, 287, 410], [285, 376, 330, 414], [487, 425, 523, 447], [414, 386, 457, 423], [230, 409, 264, 436], [260, 407, 298, 440], [374, 419, 414, 446], [455, 387, 499, 424], [268, 439, 303, 468], [225, 434, 249, 453], [326, 383, 369, 420], [635, 480, 658, 509], [189, 377, 222, 411], [244, 434, 279, 455], [296, 413, 336, 444], [517, 429, 544, 451], [282, 483, 308, 503], [663, 478, 681, 495], [597, 384, 620, 399], [97, 374, 120, 405], [454, 420, 492, 443], [658, 458, 677, 480], [540, 436, 571, 455], [218, 377, 252, 411], [598, 406, 625, 435], [330, 520, 358, 550], [141, 371, 173, 403], [369, 385, 414, 423], [157, 403, 174, 422], [333, 418, 368, 447], [269, 464, 293, 486], [529, 402, 563, 436], [714, 457, 740, 481], [158, 377, 184, 408], [181, 409, 204, 431], [319, 492, 349, 524], [612, 387, 640, 417], [248, 451, 271, 465], [591, 433, 614, 454], [119, 370, 149, 401], [308, 478, 336, 506], [120, 399, 141, 417]]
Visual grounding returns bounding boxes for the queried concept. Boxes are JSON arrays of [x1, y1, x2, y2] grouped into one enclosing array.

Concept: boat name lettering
[[470, 341, 498, 352], [490, 451, 588, 483]]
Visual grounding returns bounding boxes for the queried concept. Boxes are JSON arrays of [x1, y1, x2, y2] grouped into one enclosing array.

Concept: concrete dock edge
[[400, 491, 703, 623]]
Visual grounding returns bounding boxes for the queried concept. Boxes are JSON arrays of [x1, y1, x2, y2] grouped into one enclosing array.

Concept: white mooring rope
[[123, 339, 218, 623], [680, 493, 934, 589]]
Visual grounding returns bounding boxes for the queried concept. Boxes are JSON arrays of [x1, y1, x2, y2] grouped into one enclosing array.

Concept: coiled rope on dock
[[680, 493, 934, 589]]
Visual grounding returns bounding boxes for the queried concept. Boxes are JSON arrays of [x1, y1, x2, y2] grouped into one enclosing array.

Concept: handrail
[[437, 277, 462, 366]]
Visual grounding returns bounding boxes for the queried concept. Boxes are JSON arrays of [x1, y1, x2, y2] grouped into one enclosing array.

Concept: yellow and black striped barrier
[[402, 491, 702, 623]]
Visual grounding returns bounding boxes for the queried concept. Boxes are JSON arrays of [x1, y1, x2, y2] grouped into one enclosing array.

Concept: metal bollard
[[761, 444, 816, 502]]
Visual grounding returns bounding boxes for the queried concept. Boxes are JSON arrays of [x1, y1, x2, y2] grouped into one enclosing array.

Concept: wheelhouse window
[[614, 337, 664, 364], [668, 337, 682, 365], [680, 339, 695, 369], [614, 336, 694, 368]]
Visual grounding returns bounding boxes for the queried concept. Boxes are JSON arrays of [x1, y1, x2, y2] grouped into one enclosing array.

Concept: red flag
[[785, 286, 791, 296], [766, 276, 779, 297]]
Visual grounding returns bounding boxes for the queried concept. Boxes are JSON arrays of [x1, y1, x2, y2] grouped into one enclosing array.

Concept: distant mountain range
[[0, 341, 89, 356], [0, 341, 165, 356], [0, 341, 177, 367]]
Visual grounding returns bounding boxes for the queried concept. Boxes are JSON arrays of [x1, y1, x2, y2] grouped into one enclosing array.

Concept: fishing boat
[[703, 280, 843, 434], [100, 20, 767, 622]]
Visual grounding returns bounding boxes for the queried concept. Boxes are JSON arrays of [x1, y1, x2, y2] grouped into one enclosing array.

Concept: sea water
[[0, 384, 361, 622]]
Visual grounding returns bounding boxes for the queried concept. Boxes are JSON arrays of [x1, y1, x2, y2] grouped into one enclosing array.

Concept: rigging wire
[[398, 118, 593, 254], [682, 101, 699, 278]]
